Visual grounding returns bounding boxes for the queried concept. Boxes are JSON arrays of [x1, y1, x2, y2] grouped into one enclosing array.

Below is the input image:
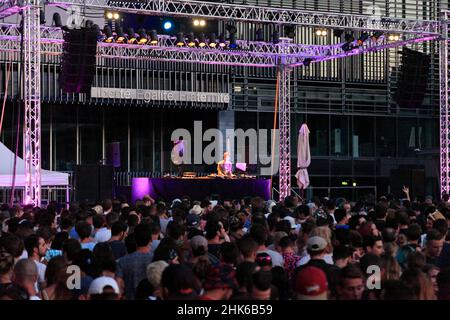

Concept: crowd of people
[[1, 187, 450, 300]]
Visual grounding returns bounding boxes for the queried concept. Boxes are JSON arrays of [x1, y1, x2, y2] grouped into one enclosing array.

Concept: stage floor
[[131, 177, 271, 202]]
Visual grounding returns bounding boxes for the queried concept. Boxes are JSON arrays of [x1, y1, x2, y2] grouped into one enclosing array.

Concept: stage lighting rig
[[315, 28, 327, 37]]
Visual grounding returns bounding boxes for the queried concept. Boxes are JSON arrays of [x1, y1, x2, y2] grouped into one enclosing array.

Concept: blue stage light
[[163, 21, 173, 30]]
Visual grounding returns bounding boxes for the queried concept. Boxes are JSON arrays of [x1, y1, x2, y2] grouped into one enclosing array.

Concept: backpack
[[396, 244, 418, 269]]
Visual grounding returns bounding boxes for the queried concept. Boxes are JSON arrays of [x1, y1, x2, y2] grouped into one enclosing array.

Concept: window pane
[[330, 116, 349, 156], [353, 116, 374, 157], [376, 117, 396, 157]]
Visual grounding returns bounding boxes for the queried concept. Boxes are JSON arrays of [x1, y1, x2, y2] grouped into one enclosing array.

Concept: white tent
[[0, 142, 69, 187]]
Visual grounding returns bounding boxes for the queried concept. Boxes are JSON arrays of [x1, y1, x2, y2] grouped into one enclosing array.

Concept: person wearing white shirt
[[24, 234, 47, 291]]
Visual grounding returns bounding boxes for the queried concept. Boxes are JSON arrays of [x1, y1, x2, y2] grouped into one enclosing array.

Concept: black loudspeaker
[[393, 48, 431, 109], [106, 142, 121, 168], [390, 167, 425, 200], [60, 27, 97, 93], [75, 165, 113, 203]]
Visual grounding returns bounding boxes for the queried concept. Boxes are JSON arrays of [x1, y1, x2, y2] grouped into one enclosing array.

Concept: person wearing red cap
[[198, 264, 238, 300], [293, 266, 328, 300]]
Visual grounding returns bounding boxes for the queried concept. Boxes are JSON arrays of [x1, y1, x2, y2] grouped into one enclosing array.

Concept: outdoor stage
[[131, 177, 271, 202]]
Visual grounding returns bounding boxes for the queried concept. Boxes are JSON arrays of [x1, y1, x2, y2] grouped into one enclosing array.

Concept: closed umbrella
[[295, 124, 311, 197]]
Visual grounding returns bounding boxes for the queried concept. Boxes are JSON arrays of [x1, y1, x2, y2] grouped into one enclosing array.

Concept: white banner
[[91, 87, 230, 104]]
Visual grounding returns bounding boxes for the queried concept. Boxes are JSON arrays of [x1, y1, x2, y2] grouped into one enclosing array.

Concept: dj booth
[[131, 177, 271, 202]]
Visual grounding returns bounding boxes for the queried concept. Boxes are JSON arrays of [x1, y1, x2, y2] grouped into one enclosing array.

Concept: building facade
[[0, 0, 446, 200]]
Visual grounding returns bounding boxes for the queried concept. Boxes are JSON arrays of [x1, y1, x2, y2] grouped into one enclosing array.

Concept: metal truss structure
[[440, 11, 450, 197], [0, 0, 443, 203], [22, 1, 41, 206], [42, 0, 441, 36]]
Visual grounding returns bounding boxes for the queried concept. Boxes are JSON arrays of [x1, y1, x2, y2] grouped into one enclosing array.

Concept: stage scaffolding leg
[[440, 11, 450, 198], [23, 1, 41, 206], [278, 65, 291, 202]]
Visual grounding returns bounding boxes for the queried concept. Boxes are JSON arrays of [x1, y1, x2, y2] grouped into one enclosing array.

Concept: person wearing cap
[[199, 264, 237, 300], [294, 266, 328, 300], [189, 204, 203, 216], [87, 276, 121, 300], [294, 236, 338, 298], [186, 213, 203, 239]]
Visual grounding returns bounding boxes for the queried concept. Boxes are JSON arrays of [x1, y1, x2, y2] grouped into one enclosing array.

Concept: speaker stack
[[393, 48, 431, 109], [59, 27, 97, 93]]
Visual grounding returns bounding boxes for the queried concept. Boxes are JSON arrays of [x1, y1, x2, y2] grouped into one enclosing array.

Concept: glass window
[[418, 118, 438, 150], [353, 116, 374, 157], [306, 114, 329, 156], [78, 106, 102, 165], [130, 109, 154, 172], [397, 118, 417, 157], [376, 117, 396, 157], [104, 108, 128, 171], [52, 105, 76, 171], [330, 116, 349, 156]]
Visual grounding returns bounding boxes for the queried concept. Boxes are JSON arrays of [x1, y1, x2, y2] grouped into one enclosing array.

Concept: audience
[[1, 192, 450, 300]]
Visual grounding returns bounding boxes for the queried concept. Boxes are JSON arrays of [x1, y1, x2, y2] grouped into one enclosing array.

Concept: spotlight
[[187, 33, 196, 47], [163, 20, 173, 31], [357, 32, 369, 45], [272, 30, 280, 44], [315, 28, 327, 37], [103, 25, 114, 43], [218, 33, 226, 47], [139, 28, 150, 45], [176, 32, 185, 46], [106, 12, 113, 19], [226, 24, 237, 34], [229, 33, 238, 49], [209, 33, 217, 47], [52, 13, 62, 27], [255, 28, 264, 41], [199, 19, 206, 27], [198, 33, 206, 47], [303, 58, 313, 66], [127, 27, 136, 44], [284, 25, 296, 38], [113, 13, 120, 20], [116, 26, 126, 43], [388, 34, 400, 41], [193, 19, 200, 26]]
